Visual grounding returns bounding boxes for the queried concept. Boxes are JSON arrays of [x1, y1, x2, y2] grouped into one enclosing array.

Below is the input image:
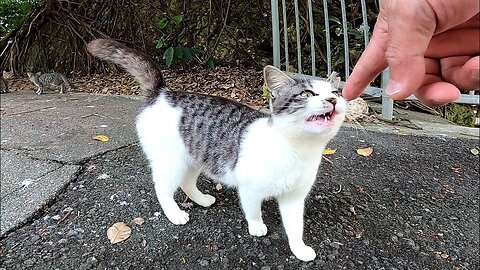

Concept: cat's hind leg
[[36, 85, 43, 95], [180, 169, 216, 207], [137, 101, 192, 225]]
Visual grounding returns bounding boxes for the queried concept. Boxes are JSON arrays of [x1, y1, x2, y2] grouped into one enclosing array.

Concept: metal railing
[[270, 0, 479, 120]]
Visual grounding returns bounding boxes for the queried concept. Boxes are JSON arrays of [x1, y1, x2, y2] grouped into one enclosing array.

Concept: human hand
[[342, 0, 480, 107]]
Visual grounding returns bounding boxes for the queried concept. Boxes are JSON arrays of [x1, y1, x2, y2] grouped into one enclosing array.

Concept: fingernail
[[429, 100, 446, 107], [385, 80, 402, 97]]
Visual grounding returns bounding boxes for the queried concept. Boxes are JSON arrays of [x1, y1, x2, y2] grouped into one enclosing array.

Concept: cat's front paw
[[165, 210, 190, 225], [248, 221, 268, 237], [291, 244, 316, 262]]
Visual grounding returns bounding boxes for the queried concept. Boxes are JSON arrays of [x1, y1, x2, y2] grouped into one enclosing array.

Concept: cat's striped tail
[[87, 39, 165, 97]]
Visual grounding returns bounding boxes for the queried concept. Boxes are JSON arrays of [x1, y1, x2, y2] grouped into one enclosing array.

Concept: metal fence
[[270, 0, 479, 120]]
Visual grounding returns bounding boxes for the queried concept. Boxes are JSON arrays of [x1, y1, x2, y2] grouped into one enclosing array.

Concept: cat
[[0, 76, 8, 94], [27, 72, 71, 94], [87, 39, 346, 262]]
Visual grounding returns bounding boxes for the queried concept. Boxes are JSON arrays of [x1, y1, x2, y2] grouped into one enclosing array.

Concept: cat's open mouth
[[306, 109, 336, 124]]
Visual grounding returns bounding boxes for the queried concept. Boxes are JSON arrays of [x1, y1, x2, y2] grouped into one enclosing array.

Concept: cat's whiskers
[[346, 114, 375, 145], [300, 73, 308, 84]]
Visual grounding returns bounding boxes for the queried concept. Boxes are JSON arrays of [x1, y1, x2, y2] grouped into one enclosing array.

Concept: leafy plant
[[262, 84, 270, 101], [155, 14, 202, 67], [329, 15, 365, 68], [204, 58, 216, 68], [438, 103, 477, 127], [0, 0, 39, 37]]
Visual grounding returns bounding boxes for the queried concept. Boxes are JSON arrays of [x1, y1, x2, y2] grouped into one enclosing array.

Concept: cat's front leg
[[36, 86, 43, 95], [238, 187, 267, 237], [278, 189, 316, 262]]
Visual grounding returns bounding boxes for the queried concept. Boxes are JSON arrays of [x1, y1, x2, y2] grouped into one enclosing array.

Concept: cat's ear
[[263, 65, 295, 98], [36, 72, 41, 75], [327, 71, 341, 90]]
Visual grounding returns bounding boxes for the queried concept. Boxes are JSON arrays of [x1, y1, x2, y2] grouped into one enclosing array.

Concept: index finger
[[342, 15, 388, 100]]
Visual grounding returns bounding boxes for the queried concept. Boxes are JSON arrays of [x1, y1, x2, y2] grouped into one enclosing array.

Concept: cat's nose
[[325, 97, 337, 105]]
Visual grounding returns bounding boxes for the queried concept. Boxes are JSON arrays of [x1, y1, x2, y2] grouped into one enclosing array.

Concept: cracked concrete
[[1, 91, 142, 237], [0, 150, 80, 236]]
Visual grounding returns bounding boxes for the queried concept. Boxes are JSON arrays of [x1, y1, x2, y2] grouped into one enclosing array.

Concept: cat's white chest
[[232, 119, 325, 197]]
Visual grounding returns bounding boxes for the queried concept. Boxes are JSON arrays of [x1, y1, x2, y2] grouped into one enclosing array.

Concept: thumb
[[384, 0, 436, 100]]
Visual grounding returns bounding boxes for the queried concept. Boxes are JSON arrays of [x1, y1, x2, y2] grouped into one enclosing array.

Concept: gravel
[[0, 127, 478, 269]]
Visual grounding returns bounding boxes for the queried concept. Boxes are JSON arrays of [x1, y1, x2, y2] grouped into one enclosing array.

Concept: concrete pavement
[[1, 91, 141, 237], [0, 90, 478, 269]]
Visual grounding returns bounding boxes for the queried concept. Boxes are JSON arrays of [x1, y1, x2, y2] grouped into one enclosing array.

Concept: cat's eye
[[300, 90, 315, 97]]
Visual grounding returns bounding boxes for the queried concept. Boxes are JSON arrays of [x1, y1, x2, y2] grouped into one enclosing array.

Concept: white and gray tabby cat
[[87, 39, 346, 262], [27, 72, 71, 94]]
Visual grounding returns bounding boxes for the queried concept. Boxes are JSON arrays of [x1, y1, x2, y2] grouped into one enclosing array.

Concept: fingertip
[[341, 80, 362, 100], [454, 56, 480, 90], [343, 59, 387, 101], [343, 25, 388, 100], [415, 82, 461, 107]]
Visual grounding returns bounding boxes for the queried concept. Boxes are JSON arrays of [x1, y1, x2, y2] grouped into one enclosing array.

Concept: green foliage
[[171, 15, 183, 25], [0, 0, 39, 37], [163, 47, 174, 67], [329, 15, 365, 67], [205, 59, 216, 68], [156, 14, 202, 67], [439, 103, 477, 127], [262, 84, 270, 101], [157, 18, 169, 29]]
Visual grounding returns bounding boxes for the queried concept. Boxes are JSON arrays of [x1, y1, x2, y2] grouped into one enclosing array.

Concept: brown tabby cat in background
[[27, 72, 71, 94]]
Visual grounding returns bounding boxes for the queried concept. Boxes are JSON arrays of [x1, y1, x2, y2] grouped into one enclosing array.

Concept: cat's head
[[263, 65, 346, 137], [26, 72, 41, 79]]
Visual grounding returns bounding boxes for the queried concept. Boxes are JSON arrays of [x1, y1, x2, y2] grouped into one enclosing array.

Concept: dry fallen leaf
[[451, 167, 461, 173], [132, 217, 145, 225], [471, 148, 479, 156], [356, 147, 373, 157], [92, 134, 109, 142], [107, 222, 131, 244], [323, 148, 336, 155], [215, 183, 223, 191], [435, 251, 450, 259], [348, 206, 357, 215]]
